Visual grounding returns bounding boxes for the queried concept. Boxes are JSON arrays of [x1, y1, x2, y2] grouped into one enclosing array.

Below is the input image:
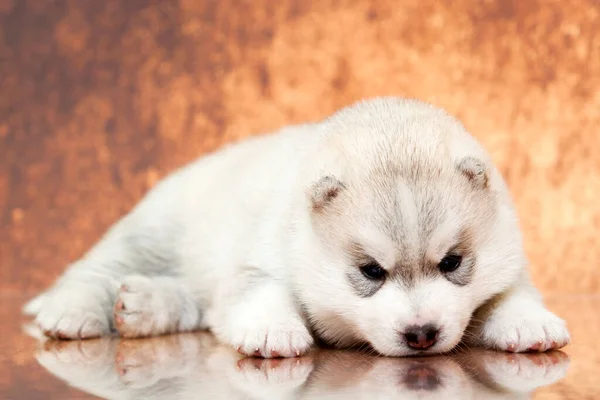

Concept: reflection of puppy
[[24, 97, 570, 357], [35, 335, 570, 400], [36, 334, 313, 400], [303, 350, 570, 400]]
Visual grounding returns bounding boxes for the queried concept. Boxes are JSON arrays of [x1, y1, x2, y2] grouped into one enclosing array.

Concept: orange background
[[1, 0, 599, 295]]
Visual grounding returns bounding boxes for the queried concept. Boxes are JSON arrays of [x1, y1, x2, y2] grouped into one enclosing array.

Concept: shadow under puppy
[[24, 97, 570, 358]]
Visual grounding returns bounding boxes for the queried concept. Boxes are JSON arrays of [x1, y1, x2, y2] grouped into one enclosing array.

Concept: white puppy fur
[[24, 97, 570, 357]]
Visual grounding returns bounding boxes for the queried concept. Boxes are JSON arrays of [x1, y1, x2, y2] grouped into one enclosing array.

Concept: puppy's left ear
[[457, 157, 489, 189], [308, 176, 346, 211]]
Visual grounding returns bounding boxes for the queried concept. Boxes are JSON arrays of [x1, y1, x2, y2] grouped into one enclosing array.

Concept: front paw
[[114, 276, 173, 338], [228, 317, 314, 359], [36, 285, 111, 340], [479, 306, 570, 353]]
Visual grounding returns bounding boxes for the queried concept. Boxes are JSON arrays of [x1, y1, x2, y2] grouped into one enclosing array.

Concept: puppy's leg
[[468, 272, 570, 352], [29, 263, 118, 339], [26, 216, 179, 339], [209, 270, 314, 358], [114, 275, 204, 338]]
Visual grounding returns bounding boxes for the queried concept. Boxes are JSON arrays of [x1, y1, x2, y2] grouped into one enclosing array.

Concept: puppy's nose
[[403, 324, 439, 350]]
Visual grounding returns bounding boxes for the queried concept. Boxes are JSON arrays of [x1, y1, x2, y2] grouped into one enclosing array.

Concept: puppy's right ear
[[457, 157, 489, 189], [308, 176, 346, 212]]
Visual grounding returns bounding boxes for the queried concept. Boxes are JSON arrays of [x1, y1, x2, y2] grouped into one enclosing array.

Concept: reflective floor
[[2, 295, 598, 399]]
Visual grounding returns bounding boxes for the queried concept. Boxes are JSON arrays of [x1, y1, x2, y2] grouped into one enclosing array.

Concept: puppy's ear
[[309, 176, 346, 211], [457, 157, 489, 189]]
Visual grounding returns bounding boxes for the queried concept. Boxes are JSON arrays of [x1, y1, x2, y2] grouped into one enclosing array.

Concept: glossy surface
[[1, 295, 598, 399]]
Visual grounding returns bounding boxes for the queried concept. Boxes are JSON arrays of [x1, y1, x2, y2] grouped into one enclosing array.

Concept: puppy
[[24, 97, 570, 358]]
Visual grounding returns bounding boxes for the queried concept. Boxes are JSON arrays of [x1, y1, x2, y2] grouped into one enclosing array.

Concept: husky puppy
[[24, 97, 570, 358]]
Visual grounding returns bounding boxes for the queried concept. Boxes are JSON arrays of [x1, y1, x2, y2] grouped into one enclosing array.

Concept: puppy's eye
[[438, 254, 462, 273], [360, 262, 387, 280]]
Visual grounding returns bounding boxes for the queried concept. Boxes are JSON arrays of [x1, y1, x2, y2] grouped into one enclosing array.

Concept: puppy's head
[[300, 98, 526, 356]]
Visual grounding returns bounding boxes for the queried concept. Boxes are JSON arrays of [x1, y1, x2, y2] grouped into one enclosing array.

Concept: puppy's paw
[[114, 276, 180, 338], [481, 351, 570, 392], [229, 317, 314, 358], [480, 306, 570, 353], [36, 286, 111, 340]]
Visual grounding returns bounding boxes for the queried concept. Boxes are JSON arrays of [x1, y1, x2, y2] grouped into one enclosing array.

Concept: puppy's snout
[[402, 324, 439, 350]]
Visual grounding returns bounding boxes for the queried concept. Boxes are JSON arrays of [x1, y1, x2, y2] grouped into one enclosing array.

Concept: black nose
[[403, 324, 439, 350]]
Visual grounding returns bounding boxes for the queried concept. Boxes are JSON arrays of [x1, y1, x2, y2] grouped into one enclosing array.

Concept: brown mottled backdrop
[[1, 0, 599, 295]]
